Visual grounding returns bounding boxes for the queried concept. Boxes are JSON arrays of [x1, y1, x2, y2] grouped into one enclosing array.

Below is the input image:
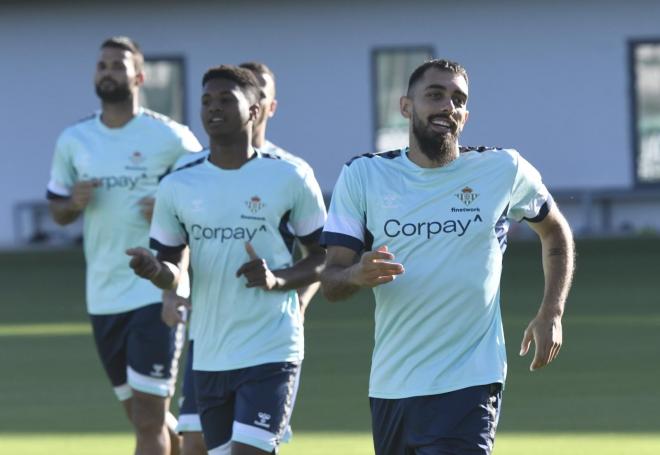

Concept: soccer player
[[163, 61, 318, 455], [320, 59, 575, 455], [46, 36, 202, 455], [127, 65, 327, 455]]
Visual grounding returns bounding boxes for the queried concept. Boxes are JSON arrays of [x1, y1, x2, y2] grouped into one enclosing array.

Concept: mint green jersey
[[150, 151, 326, 371], [321, 147, 552, 399], [171, 141, 313, 342], [47, 109, 202, 315]]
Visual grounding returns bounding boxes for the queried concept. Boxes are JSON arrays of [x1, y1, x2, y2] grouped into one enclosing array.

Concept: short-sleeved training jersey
[[47, 108, 203, 315], [321, 147, 552, 399], [171, 140, 313, 341], [150, 151, 327, 371]]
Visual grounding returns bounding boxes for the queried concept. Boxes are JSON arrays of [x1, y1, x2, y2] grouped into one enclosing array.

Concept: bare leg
[[132, 390, 170, 455], [231, 441, 272, 455], [182, 431, 207, 455]]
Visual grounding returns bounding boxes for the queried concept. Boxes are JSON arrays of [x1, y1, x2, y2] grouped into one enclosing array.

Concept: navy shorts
[[176, 341, 201, 433], [90, 302, 184, 400], [370, 383, 502, 455], [194, 362, 300, 453]]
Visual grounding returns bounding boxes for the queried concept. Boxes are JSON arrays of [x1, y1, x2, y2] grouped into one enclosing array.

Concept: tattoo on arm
[[547, 248, 566, 256]]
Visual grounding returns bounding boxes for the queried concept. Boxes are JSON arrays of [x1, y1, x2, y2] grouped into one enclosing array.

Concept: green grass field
[[1, 238, 660, 454]]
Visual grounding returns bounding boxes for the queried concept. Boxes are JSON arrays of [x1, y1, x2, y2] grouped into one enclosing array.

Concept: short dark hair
[[201, 65, 261, 103], [239, 61, 276, 98], [100, 36, 144, 72], [407, 59, 468, 95]]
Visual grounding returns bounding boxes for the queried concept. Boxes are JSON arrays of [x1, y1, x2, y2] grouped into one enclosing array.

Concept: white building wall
[[1, 0, 659, 245]]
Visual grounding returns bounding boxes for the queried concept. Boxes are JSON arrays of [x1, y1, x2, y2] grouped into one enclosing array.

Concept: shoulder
[[263, 141, 313, 171], [460, 145, 520, 167], [345, 149, 403, 167], [57, 113, 97, 142], [140, 109, 192, 136], [173, 150, 209, 170], [162, 156, 206, 187]]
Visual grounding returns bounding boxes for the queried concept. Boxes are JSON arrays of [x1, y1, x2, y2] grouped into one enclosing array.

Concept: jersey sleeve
[[288, 167, 327, 245], [46, 133, 76, 199], [507, 152, 553, 223], [320, 163, 366, 252], [174, 125, 203, 157], [149, 180, 187, 254]]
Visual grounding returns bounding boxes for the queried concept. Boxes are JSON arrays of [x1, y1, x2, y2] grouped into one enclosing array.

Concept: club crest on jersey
[[245, 196, 265, 213], [456, 186, 479, 206], [130, 150, 145, 165]]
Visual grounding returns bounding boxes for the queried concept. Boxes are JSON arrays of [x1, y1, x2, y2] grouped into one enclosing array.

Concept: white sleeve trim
[[150, 223, 186, 248], [47, 180, 71, 197], [323, 214, 365, 243]]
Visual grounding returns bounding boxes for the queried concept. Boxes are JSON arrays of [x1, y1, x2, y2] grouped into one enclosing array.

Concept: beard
[[95, 78, 132, 103], [412, 110, 459, 165]]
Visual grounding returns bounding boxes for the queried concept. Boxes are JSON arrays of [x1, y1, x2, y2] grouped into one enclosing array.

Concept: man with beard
[[164, 61, 316, 455], [47, 36, 202, 455], [320, 59, 575, 455]]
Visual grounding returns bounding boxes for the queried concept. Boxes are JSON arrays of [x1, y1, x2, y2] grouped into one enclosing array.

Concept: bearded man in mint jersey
[[127, 65, 326, 455], [320, 59, 575, 455], [46, 36, 202, 455]]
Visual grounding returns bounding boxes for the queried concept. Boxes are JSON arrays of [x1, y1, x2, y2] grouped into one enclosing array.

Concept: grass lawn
[[1, 238, 659, 453]]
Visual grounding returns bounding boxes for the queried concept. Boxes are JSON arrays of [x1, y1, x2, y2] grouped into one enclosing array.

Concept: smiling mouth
[[208, 116, 225, 124]]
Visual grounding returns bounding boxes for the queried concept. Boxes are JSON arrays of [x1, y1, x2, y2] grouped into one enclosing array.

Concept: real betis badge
[[456, 186, 479, 206], [246, 196, 265, 213]]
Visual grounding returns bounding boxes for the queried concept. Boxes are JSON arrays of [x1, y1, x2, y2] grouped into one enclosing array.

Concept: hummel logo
[[254, 412, 271, 429], [150, 364, 164, 378], [383, 193, 401, 209]]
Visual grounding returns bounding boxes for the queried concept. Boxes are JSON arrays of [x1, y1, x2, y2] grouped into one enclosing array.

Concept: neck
[[407, 135, 459, 169], [252, 123, 267, 148], [208, 132, 255, 169], [100, 94, 139, 128]]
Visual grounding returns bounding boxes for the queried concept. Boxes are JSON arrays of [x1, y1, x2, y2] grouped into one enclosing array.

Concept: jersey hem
[[368, 375, 505, 399], [193, 353, 304, 373]]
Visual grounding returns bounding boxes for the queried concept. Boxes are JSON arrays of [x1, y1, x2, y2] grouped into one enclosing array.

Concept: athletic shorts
[[90, 303, 184, 400], [370, 383, 502, 455], [195, 362, 300, 454], [176, 341, 202, 433]]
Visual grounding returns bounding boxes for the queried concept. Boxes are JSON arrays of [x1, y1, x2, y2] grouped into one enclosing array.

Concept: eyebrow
[[424, 84, 467, 99]]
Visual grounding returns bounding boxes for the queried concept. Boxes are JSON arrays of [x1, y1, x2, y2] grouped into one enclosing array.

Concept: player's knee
[[182, 432, 206, 455], [131, 392, 167, 435]]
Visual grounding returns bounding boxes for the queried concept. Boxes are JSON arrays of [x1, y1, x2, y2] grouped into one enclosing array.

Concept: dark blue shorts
[[194, 362, 299, 453], [90, 303, 184, 400], [370, 383, 502, 455], [176, 341, 201, 432]]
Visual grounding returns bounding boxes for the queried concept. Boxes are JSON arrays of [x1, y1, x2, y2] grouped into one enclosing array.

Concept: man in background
[[47, 36, 202, 455]]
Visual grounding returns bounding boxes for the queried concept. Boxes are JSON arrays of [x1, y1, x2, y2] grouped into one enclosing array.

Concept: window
[[140, 57, 186, 123], [631, 41, 660, 185], [372, 46, 434, 153]]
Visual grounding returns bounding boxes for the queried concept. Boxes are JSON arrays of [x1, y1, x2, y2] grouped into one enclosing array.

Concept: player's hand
[[161, 289, 190, 327], [519, 313, 563, 371], [349, 245, 404, 288], [138, 196, 155, 223], [126, 247, 162, 280], [235, 242, 282, 291], [71, 180, 98, 211]]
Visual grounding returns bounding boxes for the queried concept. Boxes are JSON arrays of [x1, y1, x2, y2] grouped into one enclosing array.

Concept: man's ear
[[135, 70, 145, 87], [400, 96, 412, 119], [268, 99, 278, 119], [249, 103, 260, 122]]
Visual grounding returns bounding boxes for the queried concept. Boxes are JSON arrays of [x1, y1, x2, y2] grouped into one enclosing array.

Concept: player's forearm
[[272, 251, 325, 291], [150, 260, 180, 290], [537, 219, 575, 319], [297, 282, 321, 312], [48, 199, 82, 225], [320, 264, 362, 302]]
